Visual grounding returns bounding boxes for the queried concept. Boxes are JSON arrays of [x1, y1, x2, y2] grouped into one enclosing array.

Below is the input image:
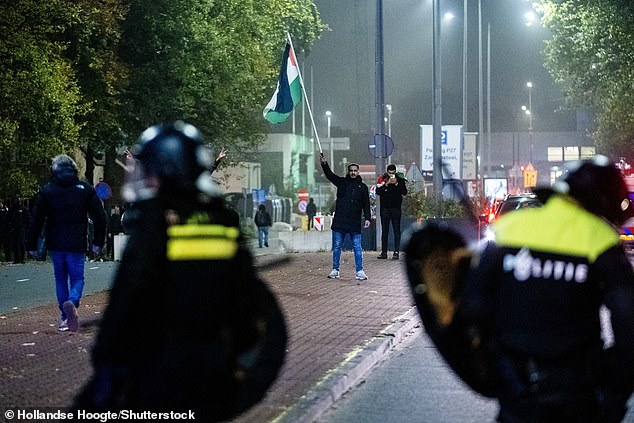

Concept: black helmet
[[552, 155, 631, 226], [122, 121, 219, 202]]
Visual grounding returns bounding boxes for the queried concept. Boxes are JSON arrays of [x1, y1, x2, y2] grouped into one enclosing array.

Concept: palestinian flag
[[263, 42, 302, 124]]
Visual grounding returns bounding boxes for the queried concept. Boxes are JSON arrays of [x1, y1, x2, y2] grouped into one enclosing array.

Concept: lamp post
[[432, 0, 443, 195], [325, 110, 333, 166], [526, 81, 533, 162]]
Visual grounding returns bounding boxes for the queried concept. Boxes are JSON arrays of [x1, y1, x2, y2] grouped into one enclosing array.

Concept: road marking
[[17, 279, 30, 282]]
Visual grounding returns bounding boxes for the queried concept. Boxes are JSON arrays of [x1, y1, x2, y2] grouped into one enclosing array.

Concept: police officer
[[73, 121, 287, 421], [460, 156, 634, 422]]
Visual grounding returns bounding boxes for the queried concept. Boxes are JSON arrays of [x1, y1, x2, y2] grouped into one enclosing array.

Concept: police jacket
[[26, 167, 106, 252], [376, 174, 407, 208], [461, 195, 634, 403], [321, 162, 371, 233], [80, 196, 286, 420]]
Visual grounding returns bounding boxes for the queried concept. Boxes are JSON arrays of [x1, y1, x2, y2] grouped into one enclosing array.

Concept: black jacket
[[321, 162, 371, 233], [78, 197, 286, 421], [26, 165, 106, 252], [376, 174, 407, 208]]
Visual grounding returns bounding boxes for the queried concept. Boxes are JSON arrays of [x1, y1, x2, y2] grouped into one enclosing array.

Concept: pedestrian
[[320, 154, 371, 280], [376, 164, 407, 260], [210, 147, 227, 174], [106, 205, 123, 260], [73, 121, 286, 421], [8, 198, 29, 264], [0, 200, 11, 262], [254, 203, 272, 247], [26, 155, 107, 332], [408, 155, 634, 422], [306, 197, 317, 230]]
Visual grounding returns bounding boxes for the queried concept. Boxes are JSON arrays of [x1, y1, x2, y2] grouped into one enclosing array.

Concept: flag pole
[[286, 32, 323, 155]]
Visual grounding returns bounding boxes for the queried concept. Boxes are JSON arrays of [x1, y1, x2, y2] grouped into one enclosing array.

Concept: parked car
[[491, 193, 543, 222]]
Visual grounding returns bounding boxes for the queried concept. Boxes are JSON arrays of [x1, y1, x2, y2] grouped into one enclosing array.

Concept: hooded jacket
[[26, 160, 107, 252], [321, 162, 371, 233]]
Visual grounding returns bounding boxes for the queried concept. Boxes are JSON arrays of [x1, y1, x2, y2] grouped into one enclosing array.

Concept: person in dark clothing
[[306, 197, 317, 230], [26, 155, 107, 332], [320, 155, 371, 281], [407, 155, 634, 423], [106, 205, 123, 260], [73, 121, 286, 421], [254, 204, 272, 247], [209, 147, 227, 174], [8, 198, 29, 264], [376, 164, 407, 260], [0, 200, 10, 261]]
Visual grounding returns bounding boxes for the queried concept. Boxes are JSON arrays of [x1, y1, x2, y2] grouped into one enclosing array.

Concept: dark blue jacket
[[321, 162, 371, 233], [26, 164, 106, 252]]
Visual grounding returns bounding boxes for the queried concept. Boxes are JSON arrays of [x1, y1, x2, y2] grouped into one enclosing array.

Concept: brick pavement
[[0, 251, 415, 422]]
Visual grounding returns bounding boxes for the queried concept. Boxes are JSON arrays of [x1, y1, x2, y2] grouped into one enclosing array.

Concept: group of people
[[0, 199, 30, 264], [11, 119, 633, 421]]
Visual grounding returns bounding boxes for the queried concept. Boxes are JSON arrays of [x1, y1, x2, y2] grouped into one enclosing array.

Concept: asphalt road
[[317, 329, 634, 423], [0, 260, 117, 314]]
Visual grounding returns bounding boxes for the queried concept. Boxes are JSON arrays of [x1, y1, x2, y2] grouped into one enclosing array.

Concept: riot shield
[[405, 221, 499, 398]]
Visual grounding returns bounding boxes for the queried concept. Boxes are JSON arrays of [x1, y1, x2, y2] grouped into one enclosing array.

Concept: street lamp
[[325, 110, 333, 166], [526, 81, 534, 162]]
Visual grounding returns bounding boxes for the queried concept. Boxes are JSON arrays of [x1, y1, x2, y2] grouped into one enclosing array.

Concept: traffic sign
[[298, 200, 308, 213]]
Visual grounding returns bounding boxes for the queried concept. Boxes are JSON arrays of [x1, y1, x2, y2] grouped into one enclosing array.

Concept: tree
[[118, 0, 326, 154], [0, 0, 86, 198], [536, 0, 634, 159]]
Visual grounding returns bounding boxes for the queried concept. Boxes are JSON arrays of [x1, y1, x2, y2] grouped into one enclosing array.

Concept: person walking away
[[26, 155, 107, 332], [376, 164, 407, 260], [306, 197, 317, 230], [254, 204, 272, 247], [320, 155, 371, 280], [73, 121, 286, 421], [8, 198, 29, 264], [0, 200, 11, 262]]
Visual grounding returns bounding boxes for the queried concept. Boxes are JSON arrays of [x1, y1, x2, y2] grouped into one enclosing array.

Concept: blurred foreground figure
[[406, 156, 634, 423], [74, 121, 286, 421]]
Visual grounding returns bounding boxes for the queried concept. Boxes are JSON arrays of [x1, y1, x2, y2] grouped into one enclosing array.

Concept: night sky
[[270, 0, 577, 165]]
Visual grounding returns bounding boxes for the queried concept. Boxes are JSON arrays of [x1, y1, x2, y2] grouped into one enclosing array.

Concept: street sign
[[314, 216, 323, 231], [298, 200, 308, 213], [368, 134, 394, 158]]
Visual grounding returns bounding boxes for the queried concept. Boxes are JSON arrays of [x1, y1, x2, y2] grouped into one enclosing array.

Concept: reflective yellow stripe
[[167, 224, 239, 239], [167, 238, 238, 260], [166, 224, 239, 260]]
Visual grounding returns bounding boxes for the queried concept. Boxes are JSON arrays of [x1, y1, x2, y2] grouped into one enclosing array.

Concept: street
[[317, 329, 634, 423], [0, 261, 117, 314]]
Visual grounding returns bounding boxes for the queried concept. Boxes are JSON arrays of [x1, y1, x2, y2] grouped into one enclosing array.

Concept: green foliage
[[0, 0, 326, 199], [402, 185, 466, 219], [536, 0, 634, 159], [0, 0, 86, 199]]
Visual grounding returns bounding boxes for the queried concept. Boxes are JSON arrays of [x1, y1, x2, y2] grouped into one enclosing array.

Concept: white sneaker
[[58, 320, 69, 332], [327, 269, 340, 279], [355, 270, 368, 280], [62, 301, 79, 332]]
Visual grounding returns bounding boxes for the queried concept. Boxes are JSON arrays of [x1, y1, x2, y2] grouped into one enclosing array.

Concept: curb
[[272, 307, 422, 423]]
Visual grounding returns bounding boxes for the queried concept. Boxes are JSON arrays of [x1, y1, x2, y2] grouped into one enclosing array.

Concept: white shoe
[[355, 270, 368, 280], [327, 269, 340, 279], [58, 319, 69, 332]]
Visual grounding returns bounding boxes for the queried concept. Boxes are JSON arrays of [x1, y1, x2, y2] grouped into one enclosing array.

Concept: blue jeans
[[50, 251, 86, 320], [332, 230, 363, 272], [258, 226, 269, 247]]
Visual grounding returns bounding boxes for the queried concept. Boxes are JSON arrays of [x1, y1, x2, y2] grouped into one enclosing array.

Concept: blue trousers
[[258, 226, 269, 247], [332, 230, 363, 272], [50, 251, 86, 320]]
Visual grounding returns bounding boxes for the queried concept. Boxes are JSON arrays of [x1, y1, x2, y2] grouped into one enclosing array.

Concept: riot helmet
[[122, 121, 219, 202], [552, 155, 632, 226]]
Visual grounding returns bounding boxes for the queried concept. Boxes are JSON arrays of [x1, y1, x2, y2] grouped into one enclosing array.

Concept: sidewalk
[[0, 250, 418, 422]]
